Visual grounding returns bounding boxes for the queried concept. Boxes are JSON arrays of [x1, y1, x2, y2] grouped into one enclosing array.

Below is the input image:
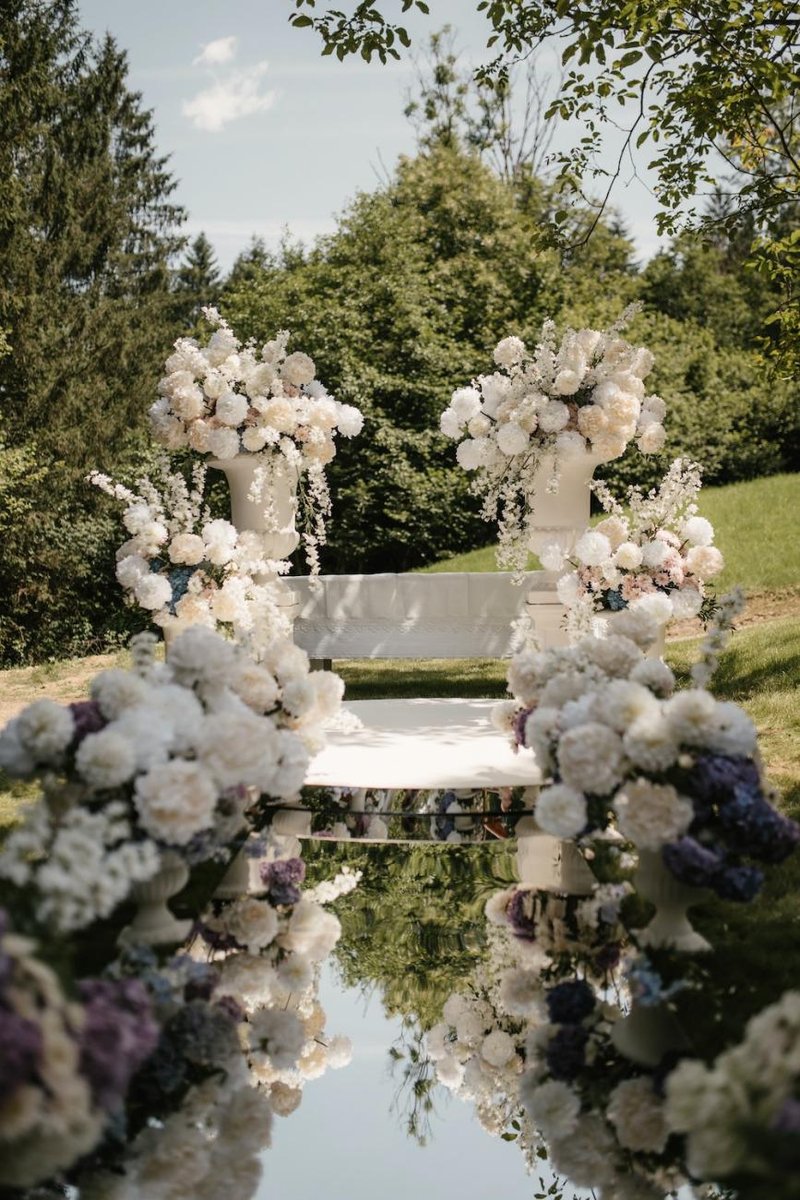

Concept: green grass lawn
[[420, 471, 800, 595]]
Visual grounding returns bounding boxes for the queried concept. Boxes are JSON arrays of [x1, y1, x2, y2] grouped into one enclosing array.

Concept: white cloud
[[193, 36, 238, 67], [182, 62, 275, 132]]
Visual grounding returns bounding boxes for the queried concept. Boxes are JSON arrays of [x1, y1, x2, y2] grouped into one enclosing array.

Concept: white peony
[[664, 688, 717, 745], [640, 539, 668, 568], [456, 438, 489, 470], [584, 634, 643, 678], [116, 554, 150, 590], [336, 403, 364, 437], [537, 399, 570, 433], [214, 391, 249, 428], [481, 1029, 517, 1068], [555, 430, 587, 458], [685, 544, 724, 578], [613, 541, 643, 570], [225, 897, 279, 950], [681, 515, 714, 547], [670, 585, 703, 618], [549, 1114, 617, 1189], [599, 679, 660, 733], [168, 533, 206, 566], [134, 760, 218, 845], [495, 421, 530, 456], [468, 413, 491, 438], [450, 387, 482, 422], [539, 543, 566, 572], [133, 572, 172, 612], [704, 701, 758, 757], [249, 1008, 305, 1069], [494, 335, 526, 368], [199, 711, 281, 792], [632, 591, 674, 625], [552, 368, 582, 396], [614, 778, 694, 851], [607, 1077, 668, 1153], [168, 625, 238, 687], [90, 669, 150, 720], [281, 351, 316, 387], [207, 427, 240, 459], [535, 784, 587, 839], [574, 530, 612, 568], [202, 518, 238, 566], [75, 729, 137, 790], [523, 1079, 581, 1141], [436, 1055, 466, 1090], [443, 994, 470, 1026], [498, 967, 545, 1017], [630, 657, 675, 696], [557, 723, 625, 795], [16, 700, 75, 763], [623, 714, 679, 772], [637, 422, 666, 452]]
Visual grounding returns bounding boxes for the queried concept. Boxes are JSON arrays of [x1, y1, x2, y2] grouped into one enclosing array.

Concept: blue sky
[[77, 1, 665, 272]]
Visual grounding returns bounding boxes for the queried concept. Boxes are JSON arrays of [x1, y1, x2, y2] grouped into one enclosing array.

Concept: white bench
[[292, 572, 546, 792]]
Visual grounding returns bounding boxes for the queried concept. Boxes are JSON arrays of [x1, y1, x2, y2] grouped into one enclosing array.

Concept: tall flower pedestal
[[118, 851, 192, 948], [524, 451, 604, 650], [633, 849, 711, 953], [610, 997, 690, 1067], [208, 452, 301, 622], [515, 821, 596, 894]]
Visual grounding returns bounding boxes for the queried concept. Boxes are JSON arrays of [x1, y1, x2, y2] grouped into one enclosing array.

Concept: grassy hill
[[421, 472, 800, 595]]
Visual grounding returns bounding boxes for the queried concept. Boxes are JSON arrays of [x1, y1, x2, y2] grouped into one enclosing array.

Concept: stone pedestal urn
[[119, 851, 192, 948], [525, 451, 604, 559], [524, 451, 603, 649], [633, 848, 711, 953], [515, 821, 596, 894], [610, 995, 690, 1067], [208, 453, 301, 564]]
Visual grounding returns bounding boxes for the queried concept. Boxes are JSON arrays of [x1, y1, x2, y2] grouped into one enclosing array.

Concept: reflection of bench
[[293, 572, 544, 794]]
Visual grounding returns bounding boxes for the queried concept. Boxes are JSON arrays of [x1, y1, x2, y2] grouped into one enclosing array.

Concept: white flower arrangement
[[664, 989, 800, 1186], [0, 628, 343, 932], [89, 459, 294, 649], [439, 307, 666, 571], [151, 307, 363, 462], [149, 309, 364, 577], [498, 607, 799, 901], [542, 459, 724, 636]]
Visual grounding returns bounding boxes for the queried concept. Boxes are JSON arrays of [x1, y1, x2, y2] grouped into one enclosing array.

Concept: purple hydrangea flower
[[662, 837, 724, 888], [0, 1010, 43, 1103], [545, 1024, 589, 1081], [261, 858, 306, 903], [513, 707, 532, 749], [78, 978, 159, 1111], [714, 864, 764, 902], [68, 699, 106, 745], [167, 999, 240, 1069], [506, 888, 537, 941], [215, 994, 245, 1025], [594, 942, 622, 973], [689, 754, 762, 808], [772, 1097, 800, 1136], [719, 790, 800, 864], [545, 979, 596, 1025]]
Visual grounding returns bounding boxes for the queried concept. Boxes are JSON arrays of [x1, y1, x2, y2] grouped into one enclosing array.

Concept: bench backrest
[[290, 571, 553, 660]]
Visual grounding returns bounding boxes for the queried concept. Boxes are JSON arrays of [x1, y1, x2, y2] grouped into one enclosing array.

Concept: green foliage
[[289, 2, 800, 369], [0, 0, 185, 665], [175, 231, 220, 328]]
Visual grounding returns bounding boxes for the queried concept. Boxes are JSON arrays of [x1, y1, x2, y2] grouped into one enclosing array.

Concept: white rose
[[90, 669, 149, 720]]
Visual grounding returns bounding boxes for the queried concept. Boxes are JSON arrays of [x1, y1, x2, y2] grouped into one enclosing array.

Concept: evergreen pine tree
[[176, 231, 220, 324], [0, 0, 185, 664]]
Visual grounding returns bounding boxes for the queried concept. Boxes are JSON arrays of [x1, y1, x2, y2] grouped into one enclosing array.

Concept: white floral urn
[[610, 996, 690, 1067], [118, 850, 192, 947], [526, 451, 605, 559], [633, 848, 711, 953], [208, 452, 300, 562], [515, 820, 596, 894]]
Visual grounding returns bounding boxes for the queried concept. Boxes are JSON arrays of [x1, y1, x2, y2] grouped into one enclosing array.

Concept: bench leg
[[310, 658, 333, 672]]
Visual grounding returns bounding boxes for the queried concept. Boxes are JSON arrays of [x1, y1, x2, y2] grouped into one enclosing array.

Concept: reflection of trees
[[302, 841, 517, 1026]]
